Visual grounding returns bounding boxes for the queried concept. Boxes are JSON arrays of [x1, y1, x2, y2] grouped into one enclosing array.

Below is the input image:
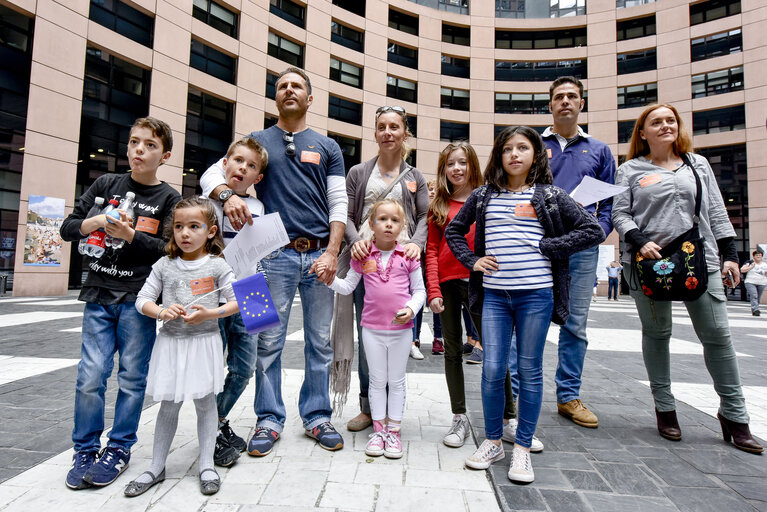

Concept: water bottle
[[85, 198, 118, 258], [78, 197, 104, 255], [106, 191, 136, 250]]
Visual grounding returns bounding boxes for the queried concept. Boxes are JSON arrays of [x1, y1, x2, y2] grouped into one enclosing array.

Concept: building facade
[[1, 0, 764, 295]]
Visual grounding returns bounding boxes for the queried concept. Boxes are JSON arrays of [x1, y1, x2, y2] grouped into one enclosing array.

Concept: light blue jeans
[[72, 302, 156, 453], [254, 247, 335, 432], [745, 283, 764, 313], [216, 312, 257, 419]]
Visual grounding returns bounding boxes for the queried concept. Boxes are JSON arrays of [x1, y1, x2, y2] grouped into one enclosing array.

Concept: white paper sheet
[[570, 175, 628, 207], [223, 212, 289, 278]]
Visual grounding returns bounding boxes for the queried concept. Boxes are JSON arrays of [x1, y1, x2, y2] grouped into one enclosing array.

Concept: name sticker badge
[[515, 203, 537, 218], [190, 276, 215, 295], [135, 216, 160, 234], [639, 174, 662, 188], [547, 148, 553, 159], [361, 259, 377, 274], [406, 181, 417, 193], [300, 151, 321, 165]]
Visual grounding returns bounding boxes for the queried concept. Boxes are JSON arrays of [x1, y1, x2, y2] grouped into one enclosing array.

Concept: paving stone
[[673, 449, 764, 476], [539, 489, 591, 512], [318, 482, 375, 511], [377, 485, 467, 512], [527, 451, 595, 470], [641, 456, 719, 487], [583, 492, 679, 512], [592, 462, 664, 496], [664, 486, 759, 512], [497, 486, 547, 511], [561, 469, 612, 492], [586, 448, 641, 463], [717, 475, 767, 502]]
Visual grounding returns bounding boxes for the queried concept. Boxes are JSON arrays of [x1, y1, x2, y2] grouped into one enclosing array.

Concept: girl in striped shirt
[[446, 126, 604, 484]]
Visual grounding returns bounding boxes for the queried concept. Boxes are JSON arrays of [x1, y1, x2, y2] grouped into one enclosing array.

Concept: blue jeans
[[72, 302, 156, 453], [482, 287, 553, 447], [556, 246, 598, 403], [433, 311, 442, 339], [412, 307, 423, 343], [216, 312, 257, 418], [608, 277, 619, 299], [462, 305, 478, 339], [255, 247, 335, 432], [746, 283, 765, 313]]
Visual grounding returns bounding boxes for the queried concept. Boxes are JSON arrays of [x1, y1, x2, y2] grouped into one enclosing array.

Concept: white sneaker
[[465, 439, 504, 470], [502, 419, 544, 453], [508, 446, 534, 483], [409, 344, 424, 360], [443, 414, 469, 448]]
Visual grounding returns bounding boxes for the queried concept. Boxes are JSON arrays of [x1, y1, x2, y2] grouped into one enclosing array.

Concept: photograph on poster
[[23, 195, 65, 266]]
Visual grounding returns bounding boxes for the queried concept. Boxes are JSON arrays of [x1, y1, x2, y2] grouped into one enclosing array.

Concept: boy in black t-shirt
[[60, 117, 181, 490]]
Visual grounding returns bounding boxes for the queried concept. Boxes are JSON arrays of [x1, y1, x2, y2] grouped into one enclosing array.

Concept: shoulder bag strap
[[359, 164, 413, 226], [680, 153, 702, 222]]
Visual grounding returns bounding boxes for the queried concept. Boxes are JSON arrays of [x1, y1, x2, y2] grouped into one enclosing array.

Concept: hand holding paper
[[222, 212, 290, 278]]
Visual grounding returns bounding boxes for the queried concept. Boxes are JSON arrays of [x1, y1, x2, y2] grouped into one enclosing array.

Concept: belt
[[285, 237, 330, 252]]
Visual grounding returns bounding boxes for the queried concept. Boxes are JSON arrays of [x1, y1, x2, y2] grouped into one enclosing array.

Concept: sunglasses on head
[[283, 131, 296, 157], [376, 106, 406, 116]]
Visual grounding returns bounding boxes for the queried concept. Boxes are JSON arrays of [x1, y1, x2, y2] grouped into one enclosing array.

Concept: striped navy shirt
[[483, 186, 553, 290]]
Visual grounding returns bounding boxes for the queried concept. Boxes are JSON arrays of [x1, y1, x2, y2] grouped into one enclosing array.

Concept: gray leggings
[[624, 266, 748, 423]]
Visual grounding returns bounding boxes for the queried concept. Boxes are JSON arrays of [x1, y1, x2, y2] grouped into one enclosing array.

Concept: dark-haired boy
[[60, 117, 181, 489]]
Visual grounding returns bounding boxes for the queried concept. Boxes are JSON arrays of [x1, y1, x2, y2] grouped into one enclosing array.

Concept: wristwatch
[[218, 188, 234, 203]]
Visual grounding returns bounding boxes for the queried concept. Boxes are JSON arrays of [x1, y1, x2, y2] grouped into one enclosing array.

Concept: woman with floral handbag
[[612, 103, 762, 454]]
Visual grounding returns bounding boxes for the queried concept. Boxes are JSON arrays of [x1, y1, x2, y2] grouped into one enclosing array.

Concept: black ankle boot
[[655, 409, 681, 441], [718, 413, 764, 454]]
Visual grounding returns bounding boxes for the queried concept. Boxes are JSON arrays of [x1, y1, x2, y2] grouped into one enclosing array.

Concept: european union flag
[[231, 272, 280, 334]]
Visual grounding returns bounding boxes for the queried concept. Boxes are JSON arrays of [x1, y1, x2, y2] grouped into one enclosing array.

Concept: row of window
[[617, 104, 746, 143]]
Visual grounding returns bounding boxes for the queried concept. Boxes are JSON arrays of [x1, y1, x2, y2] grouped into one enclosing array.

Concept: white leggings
[[362, 327, 412, 422]]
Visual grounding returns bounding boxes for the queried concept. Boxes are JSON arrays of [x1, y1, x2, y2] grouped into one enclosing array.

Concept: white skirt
[[146, 331, 225, 403]]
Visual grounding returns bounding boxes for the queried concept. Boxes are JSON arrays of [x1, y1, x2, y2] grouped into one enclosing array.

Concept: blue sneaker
[[248, 426, 280, 456], [306, 422, 344, 451], [65, 450, 98, 490], [83, 446, 130, 486]]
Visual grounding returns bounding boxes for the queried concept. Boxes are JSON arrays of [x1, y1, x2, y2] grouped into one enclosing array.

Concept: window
[[327, 133, 361, 170], [332, 0, 365, 16], [442, 55, 470, 78], [190, 39, 236, 84], [442, 23, 470, 45], [549, 0, 586, 17], [89, 0, 154, 47], [495, 60, 587, 81], [618, 120, 636, 143], [268, 32, 304, 67], [496, 0, 585, 18], [616, 14, 656, 41], [409, 0, 469, 14], [406, 150, 417, 167], [330, 58, 363, 88], [183, 88, 234, 196], [440, 121, 469, 142], [691, 67, 744, 98], [389, 9, 418, 36], [617, 48, 656, 75], [690, 0, 741, 26], [441, 87, 470, 111], [269, 0, 305, 28], [617, 0, 656, 7], [264, 114, 278, 129], [691, 29, 742, 62], [388, 42, 418, 69], [407, 115, 417, 137], [692, 105, 745, 135], [331, 21, 364, 52], [617, 83, 657, 109], [495, 93, 550, 114], [328, 95, 362, 125], [494, 125, 547, 137], [496, 0, 525, 18], [496, 27, 586, 49], [266, 71, 278, 100], [387, 76, 417, 103], [192, 0, 238, 38]]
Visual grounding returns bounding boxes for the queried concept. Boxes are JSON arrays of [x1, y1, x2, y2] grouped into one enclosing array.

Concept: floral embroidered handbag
[[632, 154, 708, 301]]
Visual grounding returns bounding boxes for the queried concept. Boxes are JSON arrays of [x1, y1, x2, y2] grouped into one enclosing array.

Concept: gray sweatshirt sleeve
[[611, 163, 639, 238]]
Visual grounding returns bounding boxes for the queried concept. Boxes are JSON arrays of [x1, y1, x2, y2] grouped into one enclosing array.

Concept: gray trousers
[[624, 265, 748, 423], [745, 282, 765, 313]]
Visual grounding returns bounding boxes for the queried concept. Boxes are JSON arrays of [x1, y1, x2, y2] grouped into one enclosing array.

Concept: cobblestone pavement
[[0, 291, 765, 511]]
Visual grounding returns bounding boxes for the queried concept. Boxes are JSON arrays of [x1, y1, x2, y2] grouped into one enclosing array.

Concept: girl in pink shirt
[[324, 199, 426, 458]]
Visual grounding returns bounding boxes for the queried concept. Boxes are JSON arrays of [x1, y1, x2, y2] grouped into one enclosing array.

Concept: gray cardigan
[[344, 156, 430, 250]]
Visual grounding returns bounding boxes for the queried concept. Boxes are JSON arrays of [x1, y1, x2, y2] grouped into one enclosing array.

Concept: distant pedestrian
[[741, 250, 766, 316], [447, 126, 604, 484], [607, 261, 622, 300], [613, 103, 762, 454]]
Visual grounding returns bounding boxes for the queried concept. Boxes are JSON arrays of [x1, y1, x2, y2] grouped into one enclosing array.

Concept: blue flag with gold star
[[231, 272, 280, 334]]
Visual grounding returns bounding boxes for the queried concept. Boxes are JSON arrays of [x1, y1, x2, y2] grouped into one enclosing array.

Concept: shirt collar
[[542, 126, 590, 152], [370, 242, 405, 255]]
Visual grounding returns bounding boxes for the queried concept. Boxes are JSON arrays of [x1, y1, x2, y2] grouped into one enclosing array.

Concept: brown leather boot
[[717, 413, 764, 454], [655, 409, 681, 441]]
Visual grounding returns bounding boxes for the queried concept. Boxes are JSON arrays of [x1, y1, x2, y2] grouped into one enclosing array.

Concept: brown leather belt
[[286, 237, 330, 252]]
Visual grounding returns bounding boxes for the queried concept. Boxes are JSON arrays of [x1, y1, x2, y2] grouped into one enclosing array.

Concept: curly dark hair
[[484, 126, 553, 191], [164, 196, 225, 259]]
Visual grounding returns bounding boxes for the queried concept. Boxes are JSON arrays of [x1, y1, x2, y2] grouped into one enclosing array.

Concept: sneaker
[[365, 431, 386, 457], [462, 342, 473, 355], [557, 399, 598, 428], [502, 419, 544, 453], [248, 426, 280, 456], [66, 450, 98, 490], [383, 429, 403, 459], [466, 346, 483, 364], [306, 422, 344, 451], [213, 433, 240, 467], [219, 419, 246, 452], [508, 447, 535, 483], [443, 414, 470, 448], [432, 338, 445, 355], [83, 447, 130, 486], [753, 310, 761, 317], [465, 439, 504, 470], [410, 344, 425, 360]]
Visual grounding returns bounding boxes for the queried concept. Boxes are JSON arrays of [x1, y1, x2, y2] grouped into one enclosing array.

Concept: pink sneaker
[[365, 421, 385, 457], [383, 429, 403, 459]]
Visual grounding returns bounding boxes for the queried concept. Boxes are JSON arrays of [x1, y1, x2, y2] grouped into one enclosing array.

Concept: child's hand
[[104, 210, 135, 242], [182, 305, 213, 325], [160, 304, 186, 321], [392, 307, 414, 325], [473, 256, 498, 276], [429, 297, 444, 314]]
